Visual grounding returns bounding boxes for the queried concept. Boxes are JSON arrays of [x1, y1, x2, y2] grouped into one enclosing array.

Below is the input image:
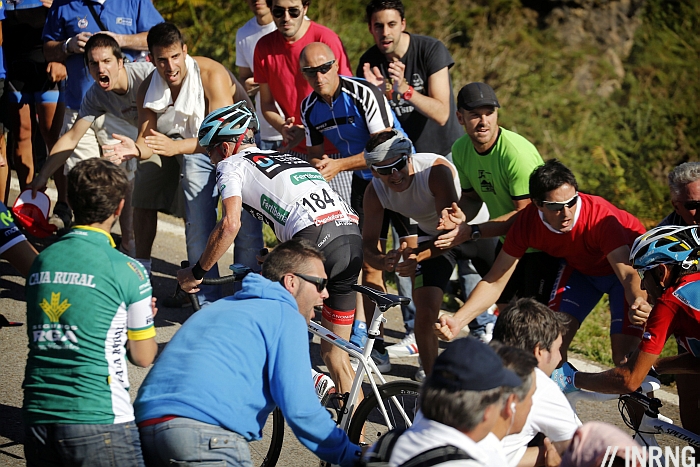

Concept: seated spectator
[[386, 337, 522, 466], [492, 298, 581, 467], [480, 343, 545, 466], [135, 239, 361, 467]]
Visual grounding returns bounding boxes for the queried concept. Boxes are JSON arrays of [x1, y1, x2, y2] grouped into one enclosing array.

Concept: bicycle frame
[[566, 380, 700, 458], [308, 303, 413, 433]]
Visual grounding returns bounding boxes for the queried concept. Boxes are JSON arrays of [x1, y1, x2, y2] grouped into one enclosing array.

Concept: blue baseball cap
[[429, 337, 522, 391]]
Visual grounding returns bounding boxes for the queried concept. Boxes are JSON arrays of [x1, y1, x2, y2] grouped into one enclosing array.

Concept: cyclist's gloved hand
[[551, 362, 579, 394]]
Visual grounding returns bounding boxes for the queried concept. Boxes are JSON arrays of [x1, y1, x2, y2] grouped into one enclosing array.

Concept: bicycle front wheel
[[249, 407, 284, 467], [347, 380, 421, 445]]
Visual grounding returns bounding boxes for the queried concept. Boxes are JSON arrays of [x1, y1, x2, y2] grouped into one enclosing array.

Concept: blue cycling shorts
[[549, 262, 643, 337]]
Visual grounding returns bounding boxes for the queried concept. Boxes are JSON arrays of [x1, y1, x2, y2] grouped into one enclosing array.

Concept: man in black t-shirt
[[357, 0, 463, 157]]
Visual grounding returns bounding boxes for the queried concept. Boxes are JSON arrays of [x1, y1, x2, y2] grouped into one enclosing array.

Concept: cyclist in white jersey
[[177, 102, 363, 395]]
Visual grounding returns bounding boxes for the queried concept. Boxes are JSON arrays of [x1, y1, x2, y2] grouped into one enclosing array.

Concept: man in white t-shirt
[[492, 298, 581, 467], [235, 0, 284, 151], [386, 337, 522, 466]]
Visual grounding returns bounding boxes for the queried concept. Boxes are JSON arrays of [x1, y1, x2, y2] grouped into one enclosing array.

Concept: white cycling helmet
[[629, 225, 700, 271]]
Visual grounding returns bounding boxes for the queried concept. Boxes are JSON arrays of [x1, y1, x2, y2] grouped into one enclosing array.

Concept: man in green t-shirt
[[23, 158, 157, 466], [437, 82, 560, 306]]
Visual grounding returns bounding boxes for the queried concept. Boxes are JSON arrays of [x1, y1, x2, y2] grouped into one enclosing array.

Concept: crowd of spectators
[[1, 0, 698, 466]]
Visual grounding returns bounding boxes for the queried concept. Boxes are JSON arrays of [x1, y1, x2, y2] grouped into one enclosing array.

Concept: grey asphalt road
[[0, 183, 686, 467]]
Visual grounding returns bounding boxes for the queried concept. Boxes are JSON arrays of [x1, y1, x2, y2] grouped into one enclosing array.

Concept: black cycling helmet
[[198, 102, 259, 148]]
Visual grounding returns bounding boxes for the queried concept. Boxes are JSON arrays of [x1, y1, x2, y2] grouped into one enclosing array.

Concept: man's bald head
[[299, 42, 336, 67]]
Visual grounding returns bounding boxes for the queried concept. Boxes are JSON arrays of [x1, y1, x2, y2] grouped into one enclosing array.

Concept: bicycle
[[565, 375, 700, 463], [182, 263, 422, 467]]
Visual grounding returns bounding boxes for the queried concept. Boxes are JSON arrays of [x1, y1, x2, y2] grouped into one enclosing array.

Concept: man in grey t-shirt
[[30, 34, 153, 256]]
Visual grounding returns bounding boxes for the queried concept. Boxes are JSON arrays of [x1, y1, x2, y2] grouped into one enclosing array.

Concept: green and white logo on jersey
[[260, 194, 289, 225], [290, 172, 325, 185]]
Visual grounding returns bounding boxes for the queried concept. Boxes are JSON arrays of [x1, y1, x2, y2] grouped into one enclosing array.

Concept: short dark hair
[[266, 0, 311, 8], [493, 298, 569, 353], [491, 342, 538, 402], [67, 159, 129, 225], [147, 22, 185, 53], [261, 239, 325, 282], [83, 33, 124, 68], [529, 159, 579, 205], [365, 0, 405, 23]]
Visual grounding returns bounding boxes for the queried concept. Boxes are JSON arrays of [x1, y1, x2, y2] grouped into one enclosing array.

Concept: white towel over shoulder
[[143, 54, 204, 139]]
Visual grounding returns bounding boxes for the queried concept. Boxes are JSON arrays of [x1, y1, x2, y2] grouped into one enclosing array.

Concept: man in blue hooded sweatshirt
[[134, 239, 361, 466]]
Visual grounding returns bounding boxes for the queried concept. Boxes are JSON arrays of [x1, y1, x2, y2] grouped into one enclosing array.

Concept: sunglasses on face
[[301, 60, 335, 77], [293, 273, 327, 293], [683, 200, 700, 211], [206, 143, 224, 156], [372, 155, 408, 176], [271, 6, 302, 18], [541, 193, 579, 212]]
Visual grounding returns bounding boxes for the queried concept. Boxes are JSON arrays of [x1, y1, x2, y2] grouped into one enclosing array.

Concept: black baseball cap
[[429, 337, 522, 392], [457, 82, 500, 111]]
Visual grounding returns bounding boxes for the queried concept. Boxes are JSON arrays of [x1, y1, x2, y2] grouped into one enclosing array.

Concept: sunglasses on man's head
[[301, 60, 335, 77], [541, 193, 578, 212], [683, 200, 700, 211], [271, 6, 302, 18], [372, 155, 408, 176], [293, 273, 327, 293]]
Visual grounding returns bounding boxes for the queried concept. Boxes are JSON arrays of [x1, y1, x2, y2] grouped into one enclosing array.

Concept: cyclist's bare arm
[[178, 196, 242, 292], [435, 250, 519, 340], [31, 118, 93, 194], [127, 337, 157, 367], [575, 348, 659, 394], [435, 194, 530, 249], [654, 352, 700, 374]]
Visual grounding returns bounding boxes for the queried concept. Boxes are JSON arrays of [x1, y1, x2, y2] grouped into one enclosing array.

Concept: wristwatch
[[470, 224, 481, 240], [63, 37, 73, 55], [402, 85, 414, 100]]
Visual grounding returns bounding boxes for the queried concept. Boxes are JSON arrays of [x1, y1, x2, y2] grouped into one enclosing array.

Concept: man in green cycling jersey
[[23, 158, 157, 466]]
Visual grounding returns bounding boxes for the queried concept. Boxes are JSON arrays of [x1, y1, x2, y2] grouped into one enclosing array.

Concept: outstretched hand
[[145, 129, 180, 157], [102, 133, 139, 164], [177, 266, 203, 294], [314, 155, 342, 181], [384, 242, 417, 277], [281, 117, 305, 150], [434, 202, 470, 249], [362, 63, 386, 89], [434, 314, 462, 341]]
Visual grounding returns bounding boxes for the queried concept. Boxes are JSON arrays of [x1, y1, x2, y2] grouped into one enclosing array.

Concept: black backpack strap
[[359, 428, 407, 465], [399, 445, 473, 467], [86, 3, 109, 31]]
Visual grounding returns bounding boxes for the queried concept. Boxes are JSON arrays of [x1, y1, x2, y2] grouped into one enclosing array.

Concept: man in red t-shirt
[[436, 159, 651, 366], [254, 0, 353, 201], [560, 225, 700, 435]]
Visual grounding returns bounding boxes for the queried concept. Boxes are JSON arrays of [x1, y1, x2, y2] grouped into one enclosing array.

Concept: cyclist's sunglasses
[[541, 193, 578, 212], [372, 155, 408, 176], [301, 60, 335, 77], [271, 6, 302, 18], [294, 273, 328, 293], [683, 200, 700, 211]]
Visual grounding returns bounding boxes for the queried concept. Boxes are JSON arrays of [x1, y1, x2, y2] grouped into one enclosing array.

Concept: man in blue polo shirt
[[42, 0, 162, 222]]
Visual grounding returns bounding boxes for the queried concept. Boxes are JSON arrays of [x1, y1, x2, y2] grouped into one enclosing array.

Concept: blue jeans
[[139, 417, 251, 467], [235, 210, 264, 274], [24, 422, 145, 467], [258, 139, 282, 151], [181, 153, 221, 305]]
